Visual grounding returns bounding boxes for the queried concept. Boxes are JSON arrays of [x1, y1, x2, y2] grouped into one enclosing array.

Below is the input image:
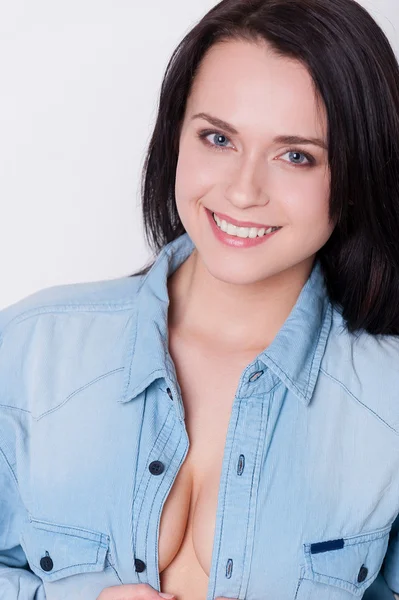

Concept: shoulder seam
[[319, 367, 399, 436], [1, 302, 135, 339], [0, 444, 19, 489]]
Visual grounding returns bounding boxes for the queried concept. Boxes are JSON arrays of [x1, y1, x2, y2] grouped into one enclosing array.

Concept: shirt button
[[357, 564, 368, 583], [40, 553, 54, 572], [149, 460, 165, 475], [249, 370, 264, 382], [166, 387, 173, 400], [134, 558, 146, 573]]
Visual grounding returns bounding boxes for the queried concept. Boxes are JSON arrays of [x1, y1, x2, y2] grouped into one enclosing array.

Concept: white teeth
[[212, 213, 279, 238]]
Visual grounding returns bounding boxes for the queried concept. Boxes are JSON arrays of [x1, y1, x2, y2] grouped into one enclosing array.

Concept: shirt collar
[[121, 232, 333, 407]]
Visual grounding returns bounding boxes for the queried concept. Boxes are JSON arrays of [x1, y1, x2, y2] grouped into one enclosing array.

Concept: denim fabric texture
[[1, 232, 399, 600]]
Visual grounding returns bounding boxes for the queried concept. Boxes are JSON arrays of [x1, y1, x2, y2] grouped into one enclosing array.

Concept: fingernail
[[159, 594, 175, 599]]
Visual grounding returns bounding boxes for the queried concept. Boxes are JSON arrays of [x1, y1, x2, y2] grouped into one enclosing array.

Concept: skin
[[99, 38, 335, 600], [168, 38, 335, 355], [96, 583, 231, 600]]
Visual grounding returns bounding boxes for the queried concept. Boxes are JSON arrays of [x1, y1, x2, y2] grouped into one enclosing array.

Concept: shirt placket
[[206, 364, 275, 600], [131, 386, 189, 588]]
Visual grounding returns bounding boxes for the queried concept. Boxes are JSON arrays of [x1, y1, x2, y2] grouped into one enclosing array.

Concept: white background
[[0, 0, 397, 309]]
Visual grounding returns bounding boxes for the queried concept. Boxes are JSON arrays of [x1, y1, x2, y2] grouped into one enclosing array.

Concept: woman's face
[[174, 39, 335, 286]]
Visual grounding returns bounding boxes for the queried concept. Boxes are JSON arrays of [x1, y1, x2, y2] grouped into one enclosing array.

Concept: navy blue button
[[357, 565, 368, 583], [40, 554, 53, 572], [149, 460, 165, 475], [135, 558, 146, 573], [166, 387, 173, 400]]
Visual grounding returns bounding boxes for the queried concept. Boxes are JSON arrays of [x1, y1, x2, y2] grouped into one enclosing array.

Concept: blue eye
[[197, 129, 316, 167], [200, 131, 232, 149], [282, 150, 311, 166]]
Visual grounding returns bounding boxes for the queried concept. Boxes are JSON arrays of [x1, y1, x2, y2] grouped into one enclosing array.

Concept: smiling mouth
[[211, 211, 281, 238], [211, 209, 280, 231]]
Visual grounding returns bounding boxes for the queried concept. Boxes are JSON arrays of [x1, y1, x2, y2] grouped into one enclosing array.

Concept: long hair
[[130, 0, 399, 336]]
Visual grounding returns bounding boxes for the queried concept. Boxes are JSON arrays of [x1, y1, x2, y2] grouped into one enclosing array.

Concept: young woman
[[1, 0, 399, 599]]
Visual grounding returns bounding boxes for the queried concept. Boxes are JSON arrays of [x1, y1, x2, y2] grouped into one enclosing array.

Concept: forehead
[[186, 39, 326, 137]]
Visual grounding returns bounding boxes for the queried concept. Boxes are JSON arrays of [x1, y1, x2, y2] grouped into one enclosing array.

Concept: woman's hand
[[96, 583, 238, 600], [96, 583, 175, 600]]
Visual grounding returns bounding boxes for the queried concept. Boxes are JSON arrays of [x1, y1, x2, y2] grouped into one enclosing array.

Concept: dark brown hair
[[130, 0, 399, 336]]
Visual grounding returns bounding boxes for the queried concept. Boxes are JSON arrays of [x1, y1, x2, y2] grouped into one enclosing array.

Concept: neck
[[167, 248, 315, 354]]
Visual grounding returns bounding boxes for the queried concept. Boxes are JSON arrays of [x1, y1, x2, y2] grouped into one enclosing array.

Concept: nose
[[224, 153, 269, 210]]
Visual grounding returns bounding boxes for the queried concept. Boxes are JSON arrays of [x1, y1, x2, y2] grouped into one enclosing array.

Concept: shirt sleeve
[[362, 571, 398, 599], [0, 447, 45, 599], [381, 512, 399, 598]]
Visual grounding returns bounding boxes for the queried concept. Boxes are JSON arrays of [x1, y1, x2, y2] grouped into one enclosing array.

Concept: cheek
[[284, 181, 333, 246], [300, 201, 334, 250], [175, 139, 223, 202], [285, 169, 330, 222]]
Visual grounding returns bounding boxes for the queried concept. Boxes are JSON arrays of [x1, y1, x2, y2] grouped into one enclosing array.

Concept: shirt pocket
[[294, 524, 392, 599], [20, 516, 122, 598]]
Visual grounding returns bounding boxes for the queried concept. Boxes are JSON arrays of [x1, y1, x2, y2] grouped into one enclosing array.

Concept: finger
[[97, 583, 169, 600]]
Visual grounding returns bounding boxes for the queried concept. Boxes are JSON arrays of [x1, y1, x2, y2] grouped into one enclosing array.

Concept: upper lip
[[211, 210, 279, 229]]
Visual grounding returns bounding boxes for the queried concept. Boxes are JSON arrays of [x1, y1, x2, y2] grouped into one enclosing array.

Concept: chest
[[16, 341, 399, 600], [159, 335, 254, 599], [156, 332, 399, 600]]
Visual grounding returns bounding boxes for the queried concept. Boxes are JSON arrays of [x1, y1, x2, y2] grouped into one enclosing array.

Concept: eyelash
[[197, 129, 316, 167]]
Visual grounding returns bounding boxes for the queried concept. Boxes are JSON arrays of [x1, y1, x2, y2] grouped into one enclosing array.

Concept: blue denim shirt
[[1, 231, 399, 600]]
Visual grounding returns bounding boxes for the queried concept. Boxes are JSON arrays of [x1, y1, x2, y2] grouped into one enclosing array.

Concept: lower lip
[[206, 209, 281, 248]]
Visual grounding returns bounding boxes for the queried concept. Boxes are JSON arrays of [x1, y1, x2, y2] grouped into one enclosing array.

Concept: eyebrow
[[191, 112, 328, 151]]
